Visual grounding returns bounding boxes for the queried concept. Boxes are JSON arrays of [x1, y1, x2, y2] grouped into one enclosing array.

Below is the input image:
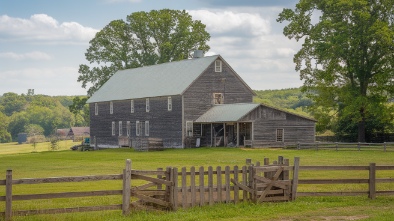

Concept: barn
[[87, 51, 315, 149]]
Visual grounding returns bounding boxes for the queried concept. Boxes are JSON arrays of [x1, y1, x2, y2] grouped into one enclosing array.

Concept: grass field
[[0, 142, 393, 221]]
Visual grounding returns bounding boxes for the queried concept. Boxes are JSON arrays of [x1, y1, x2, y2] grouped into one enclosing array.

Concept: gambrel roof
[[87, 55, 254, 103]]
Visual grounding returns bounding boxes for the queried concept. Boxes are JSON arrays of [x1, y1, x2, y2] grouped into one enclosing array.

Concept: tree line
[[0, 92, 89, 143]]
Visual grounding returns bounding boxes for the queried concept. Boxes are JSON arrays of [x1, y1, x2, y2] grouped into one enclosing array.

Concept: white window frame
[[130, 100, 134, 113], [111, 121, 115, 136], [215, 60, 222, 72], [119, 121, 122, 136], [146, 98, 150, 112], [145, 121, 149, 136], [94, 103, 98, 115], [168, 96, 172, 111], [136, 121, 141, 136], [213, 93, 224, 104], [186, 121, 193, 137], [126, 121, 131, 137], [276, 129, 284, 142]]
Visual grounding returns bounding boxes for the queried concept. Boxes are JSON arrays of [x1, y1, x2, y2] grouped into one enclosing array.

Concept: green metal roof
[[87, 55, 219, 103], [195, 103, 260, 123]]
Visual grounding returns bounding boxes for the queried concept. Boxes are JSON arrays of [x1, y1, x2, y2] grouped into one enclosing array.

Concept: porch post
[[236, 122, 240, 147], [223, 123, 226, 147]]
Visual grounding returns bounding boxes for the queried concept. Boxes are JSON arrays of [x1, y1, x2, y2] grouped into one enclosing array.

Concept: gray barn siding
[[183, 59, 254, 122], [90, 95, 183, 148]]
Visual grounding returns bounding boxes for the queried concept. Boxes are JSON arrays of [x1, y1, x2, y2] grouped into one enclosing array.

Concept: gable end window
[[110, 101, 113, 114], [215, 60, 222, 72], [94, 103, 98, 115], [130, 100, 134, 113], [146, 98, 150, 112], [168, 96, 172, 111], [119, 121, 122, 136], [276, 129, 284, 142], [213, 93, 224, 104], [111, 121, 115, 136]]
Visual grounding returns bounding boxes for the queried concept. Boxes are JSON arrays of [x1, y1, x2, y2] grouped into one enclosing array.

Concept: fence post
[[246, 159, 252, 165], [369, 163, 376, 199], [122, 159, 131, 215], [384, 142, 386, 152], [358, 142, 361, 151], [291, 157, 300, 201], [5, 170, 12, 221], [335, 142, 338, 151]]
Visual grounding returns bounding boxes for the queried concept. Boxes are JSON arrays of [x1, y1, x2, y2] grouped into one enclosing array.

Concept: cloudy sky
[[0, 0, 302, 96]]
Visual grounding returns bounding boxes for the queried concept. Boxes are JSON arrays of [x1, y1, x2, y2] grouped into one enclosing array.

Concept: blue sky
[[0, 0, 302, 96]]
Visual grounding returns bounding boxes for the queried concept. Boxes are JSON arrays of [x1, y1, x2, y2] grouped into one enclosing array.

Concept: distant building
[[87, 52, 316, 149]]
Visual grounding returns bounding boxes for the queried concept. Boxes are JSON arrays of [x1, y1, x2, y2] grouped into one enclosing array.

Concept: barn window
[[146, 98, 150, 112], [111, 121, 115, 136], [168, 96, 172, 111], [186, 121, 193, 137], [94, 103, 98, 115], [126, 121, 131, 137], [130, 100, 134, 113], [110, 101, 113, 114], [136, 121, 141, 136], [215, 60, 222, 72], [145, 121, 150, 136], [213, 93, 224, 104], [119, 121, 122, 136], [276, 129, 284, 142]]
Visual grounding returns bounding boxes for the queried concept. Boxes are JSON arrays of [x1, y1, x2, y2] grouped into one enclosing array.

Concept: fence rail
[[295, 142, 394, 151], [1, 157, 394, 220]]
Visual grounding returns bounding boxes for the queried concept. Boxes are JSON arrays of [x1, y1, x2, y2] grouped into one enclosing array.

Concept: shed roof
[[87, 55, 220, 103], [195, 103, 260, 123]]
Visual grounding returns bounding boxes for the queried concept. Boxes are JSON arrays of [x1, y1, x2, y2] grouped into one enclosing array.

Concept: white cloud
[[188, 10, 270, 36], [0, 51, 52, 61], [0, 14, 99, 43]]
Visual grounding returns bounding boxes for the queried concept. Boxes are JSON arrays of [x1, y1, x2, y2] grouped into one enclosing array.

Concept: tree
[[278, 0, 394, 142], [0, 112, 11, 143], [78, 9, 210, 96], [0, 92, 26, 116]]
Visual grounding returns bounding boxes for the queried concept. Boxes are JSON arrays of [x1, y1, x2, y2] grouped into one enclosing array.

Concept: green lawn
[[0, 144, 393, 221]]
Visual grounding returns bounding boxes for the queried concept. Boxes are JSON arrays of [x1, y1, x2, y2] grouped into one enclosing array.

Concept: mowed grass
[[0, 143, 393, 221]]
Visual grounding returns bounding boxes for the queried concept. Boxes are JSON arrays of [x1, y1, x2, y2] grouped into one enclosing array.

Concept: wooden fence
[[295, 142, 394, 151], [1, 156, 394, 220]]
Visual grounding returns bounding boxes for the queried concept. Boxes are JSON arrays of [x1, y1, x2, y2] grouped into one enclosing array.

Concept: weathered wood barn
[[87, 52, 316, 149]]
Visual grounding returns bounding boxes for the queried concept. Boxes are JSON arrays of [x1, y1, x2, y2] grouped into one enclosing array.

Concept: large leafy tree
[[78, 9, 210, 96], [278, 0, 394, 142]]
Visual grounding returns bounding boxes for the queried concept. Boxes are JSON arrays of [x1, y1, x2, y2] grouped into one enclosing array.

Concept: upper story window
[[130, 100, 134, 113], [136, 121, 141, 136], [145, 121, 150, 136], [215, 60, 222, 72], [111, 121, 115, 136], [126, 121, 131, 137], [119, 121, 122, 136], [146, 98, 150, 112], [94, 103, 98, 115], [168, 96, 172, 111], [110, 101, 113, 114], [213, 93, 224, 104]]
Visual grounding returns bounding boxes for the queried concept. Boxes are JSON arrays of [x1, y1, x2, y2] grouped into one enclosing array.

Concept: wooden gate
[[252, 162, 291, 202]]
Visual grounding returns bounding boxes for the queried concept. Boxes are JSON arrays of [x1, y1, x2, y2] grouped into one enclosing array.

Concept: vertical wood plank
[[291, 157, 300, 201], [264, 158, 269, 178], [242, 166, 248, 201], [166, 167, 172, 204], [234, 166, 239, 203], [217, 166, 222, 203], [248, 165, 254, 202], [369, 163, 376, 199], [5, 170, 12, 221], [225, 166, 230, 203], [199, 166, 205, 206], [122, 159, 131, 215], [181, 167, 187, 208], [255, 161, 260, 166], [173, 167, 179, 210], [284, 159, 290, 200], [208, 166, 214, 205], [190, 166, 196, 207], [157, 168, 163, 190]]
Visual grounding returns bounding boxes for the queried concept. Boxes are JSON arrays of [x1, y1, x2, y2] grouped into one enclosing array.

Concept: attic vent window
[[146, 98, 150, 112], [130, 100, 134, 113], [94, 103, 98, 115], [215, 60, 222, 72], [110, 101, 113, 114], [168, 96, 172, 111]]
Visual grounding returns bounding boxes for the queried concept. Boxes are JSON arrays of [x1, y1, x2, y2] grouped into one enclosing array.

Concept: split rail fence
[[296, 142, 394, 151], [1, 156, 394, 220]]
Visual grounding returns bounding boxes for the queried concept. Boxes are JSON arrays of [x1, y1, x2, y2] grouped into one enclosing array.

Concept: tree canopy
[[278, 0, 394, 142], [78, 9, 211, 96]]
